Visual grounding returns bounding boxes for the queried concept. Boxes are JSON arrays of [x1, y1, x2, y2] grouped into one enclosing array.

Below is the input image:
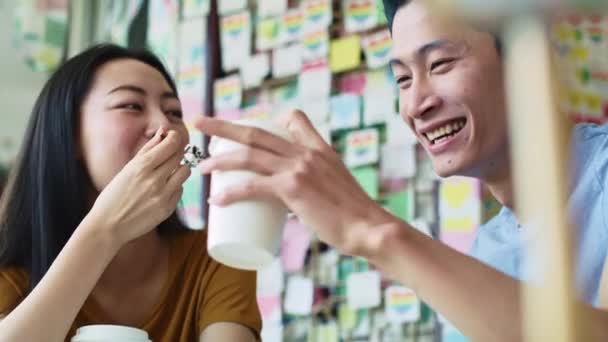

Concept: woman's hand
[[88, 127, 191, 245], [195, 111, 397, 257]]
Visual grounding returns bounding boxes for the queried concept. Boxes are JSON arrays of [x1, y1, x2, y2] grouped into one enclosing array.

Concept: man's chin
[[432, 158, 468, 179]]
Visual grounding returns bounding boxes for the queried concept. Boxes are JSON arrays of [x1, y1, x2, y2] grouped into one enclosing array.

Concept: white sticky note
[[343, 0, 378, 33], [261, 322, 283, 342], [386, 113, 418, 146], [302, 0, 332, 33], [345, 128, 379, 168], [284, 276, 314, 315], [272, 44, 303, 78], [256, 258, 284, 295], [384, 285, 420, 323], [280, 9, 305, 44], [240, 53, 269, 89], [257, 0, 288, 18], [380, 143, 416, 179], [220, 11, 252, 71], [298, 61, 331, 98], [256, 16, 283, 51], [346, 271, 381, 309], [219, 0, 247, 15], [361, 29, 392, 69], [301, 29, 329, 61], [213, 75, 242, 111], [363, 90, 396, 126]]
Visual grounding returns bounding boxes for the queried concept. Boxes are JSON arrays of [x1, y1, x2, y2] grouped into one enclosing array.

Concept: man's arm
[[194, 112, 608, 342]]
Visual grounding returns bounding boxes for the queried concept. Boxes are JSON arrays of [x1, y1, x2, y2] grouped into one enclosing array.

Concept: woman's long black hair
[[0, 44, 187, 291]]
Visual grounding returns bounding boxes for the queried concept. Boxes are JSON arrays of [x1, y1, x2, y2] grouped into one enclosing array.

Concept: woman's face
[[79, 58, 188, 193]]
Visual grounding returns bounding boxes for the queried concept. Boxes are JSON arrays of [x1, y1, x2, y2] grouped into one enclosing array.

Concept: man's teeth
[[425, 120, 466, 144]]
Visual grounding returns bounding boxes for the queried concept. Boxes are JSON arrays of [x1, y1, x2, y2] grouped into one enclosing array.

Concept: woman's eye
[[120, 103, 143, 111], [167, 110, 183, 118]]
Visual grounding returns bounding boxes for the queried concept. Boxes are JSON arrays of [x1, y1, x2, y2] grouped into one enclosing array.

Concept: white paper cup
[[207, 119, 291, 270], [71, 325, 151, 342]]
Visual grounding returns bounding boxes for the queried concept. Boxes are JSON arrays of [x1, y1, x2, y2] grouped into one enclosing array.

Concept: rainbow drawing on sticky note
[[177, 65, 204, 84], [283, 10, 304, 35], [305, 0, 330, 24], [214, 76, 241, 111], [216, 82, 239, 102], [222, 13, 248, 38], [388, 291, 417, 313], [367, 38, 391, 59], [384, 285, 419, 323], [363, 30, 392, 68], [351, 132, 376, 156], [346, 0, 375, 23], [588, 26, 603, 43], [303, 30, 328, 51]]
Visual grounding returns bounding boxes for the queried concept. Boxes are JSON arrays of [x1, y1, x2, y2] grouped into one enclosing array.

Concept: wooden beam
[[504, 15, 581, 342]]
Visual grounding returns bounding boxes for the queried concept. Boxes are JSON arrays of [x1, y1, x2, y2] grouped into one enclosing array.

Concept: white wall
[[0, 0, 49, 161]]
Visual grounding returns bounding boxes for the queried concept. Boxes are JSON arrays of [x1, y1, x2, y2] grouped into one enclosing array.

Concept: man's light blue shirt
[[470, 123, 608, 305]]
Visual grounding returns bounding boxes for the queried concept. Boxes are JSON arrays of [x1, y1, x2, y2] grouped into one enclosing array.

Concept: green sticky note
[[44, 17, 67, 47], [338, 304, 357, 331], [386, 190, 413, 222], [351, 166, 379, 200]]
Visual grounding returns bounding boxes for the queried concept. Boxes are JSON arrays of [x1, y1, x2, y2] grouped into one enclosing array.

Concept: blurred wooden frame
[[430, 1, 608, 341]]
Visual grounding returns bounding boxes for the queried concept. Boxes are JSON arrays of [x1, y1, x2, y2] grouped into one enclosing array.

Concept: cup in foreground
[[207, 119, 291, 271]]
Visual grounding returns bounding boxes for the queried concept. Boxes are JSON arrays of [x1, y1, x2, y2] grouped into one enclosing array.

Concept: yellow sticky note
[[585, 93, 601, 111], [443, 217, 476, 233], [338, 304, 357, 330], [442, 182, 473, 208], [330, 35, 361, 73], [569, 46, 589, 62], [568, 91, 583, 109]]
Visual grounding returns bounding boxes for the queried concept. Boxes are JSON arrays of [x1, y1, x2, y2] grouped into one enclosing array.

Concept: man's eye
[[430, 58, 457, 72]]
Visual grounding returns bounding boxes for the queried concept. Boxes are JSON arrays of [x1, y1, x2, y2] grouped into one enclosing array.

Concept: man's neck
[[483, 158, 514, 209]]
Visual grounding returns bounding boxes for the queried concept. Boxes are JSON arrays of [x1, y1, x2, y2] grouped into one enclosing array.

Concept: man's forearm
[[368, 222, 523, 342]]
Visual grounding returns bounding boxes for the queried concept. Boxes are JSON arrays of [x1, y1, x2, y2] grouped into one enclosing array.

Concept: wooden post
[[503, 15, 580, 342]]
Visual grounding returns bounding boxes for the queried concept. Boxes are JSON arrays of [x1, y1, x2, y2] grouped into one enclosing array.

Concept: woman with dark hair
[[0, 44, 261, 342]]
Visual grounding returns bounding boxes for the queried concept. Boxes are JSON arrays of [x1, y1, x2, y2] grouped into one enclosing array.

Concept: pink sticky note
[[281, 218, 311, 272], [441, 232, 477, 254], [339, 72, 367, 95], [257, 295, 282, 322]]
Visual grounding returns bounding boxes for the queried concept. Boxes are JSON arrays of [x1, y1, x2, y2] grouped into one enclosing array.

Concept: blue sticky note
[[330, 94, 361, 131]]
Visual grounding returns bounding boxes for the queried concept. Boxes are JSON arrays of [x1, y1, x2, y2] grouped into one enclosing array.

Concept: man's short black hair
[[383, 0, 410, 31], [382, 0, 502, 54]]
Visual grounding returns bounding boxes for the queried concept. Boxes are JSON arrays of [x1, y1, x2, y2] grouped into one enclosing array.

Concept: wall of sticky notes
[[211, 1, 461, 340], [551, 13, 608, 123]]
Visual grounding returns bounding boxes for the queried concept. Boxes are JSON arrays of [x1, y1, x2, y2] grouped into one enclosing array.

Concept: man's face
[[390, 0, 509, 178]]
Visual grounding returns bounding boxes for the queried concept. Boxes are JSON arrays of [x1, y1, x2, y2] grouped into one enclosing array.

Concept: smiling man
[[195, 1, 608, 340]]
